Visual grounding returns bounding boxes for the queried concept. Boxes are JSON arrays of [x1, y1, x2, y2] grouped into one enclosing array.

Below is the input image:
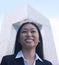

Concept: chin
[[26, 45, 36, 49]]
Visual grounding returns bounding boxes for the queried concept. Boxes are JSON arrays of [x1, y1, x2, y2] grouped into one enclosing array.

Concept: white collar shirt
[[15, 50, 43, 65]]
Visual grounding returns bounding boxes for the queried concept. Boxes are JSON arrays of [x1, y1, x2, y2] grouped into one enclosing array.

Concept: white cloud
[[49, 17, 59, 61]]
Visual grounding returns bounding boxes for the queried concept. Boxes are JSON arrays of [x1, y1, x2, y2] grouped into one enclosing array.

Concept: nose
[[26, 32, 32, 37]]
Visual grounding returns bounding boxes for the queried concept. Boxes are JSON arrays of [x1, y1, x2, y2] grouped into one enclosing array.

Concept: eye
[[31, 30, 36, 33], [22, 30, 27, 33]]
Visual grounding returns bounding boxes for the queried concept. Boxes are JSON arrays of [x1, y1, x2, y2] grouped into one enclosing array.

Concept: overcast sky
[[0, 0, 59, 61]]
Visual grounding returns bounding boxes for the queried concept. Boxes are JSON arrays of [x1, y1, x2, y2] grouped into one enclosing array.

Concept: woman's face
[[19, 24, 40, 49]]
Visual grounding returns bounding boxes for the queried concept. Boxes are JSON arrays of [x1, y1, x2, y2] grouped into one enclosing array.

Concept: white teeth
[[25, 39, 33, 42]]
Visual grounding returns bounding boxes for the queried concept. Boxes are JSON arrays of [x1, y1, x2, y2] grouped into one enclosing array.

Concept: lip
[[25, 39, 34, 43]]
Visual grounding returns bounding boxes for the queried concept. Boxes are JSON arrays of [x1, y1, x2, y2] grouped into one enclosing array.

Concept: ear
[[38, 40, 40, 43]]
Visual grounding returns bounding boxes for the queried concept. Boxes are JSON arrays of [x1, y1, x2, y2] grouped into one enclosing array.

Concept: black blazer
[[1, 54, 52, 65]]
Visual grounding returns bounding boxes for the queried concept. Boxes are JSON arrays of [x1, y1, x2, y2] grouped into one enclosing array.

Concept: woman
[[1, 20, 52, 65]]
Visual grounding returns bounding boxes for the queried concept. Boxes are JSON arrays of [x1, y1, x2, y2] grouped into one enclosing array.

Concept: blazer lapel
[[14, 57, 24, 65], [36, 59, 44, 65]]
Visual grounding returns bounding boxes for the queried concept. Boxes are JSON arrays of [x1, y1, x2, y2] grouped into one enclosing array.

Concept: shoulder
[[1, 54, 15, 65], [42, 59, 52, 65], [2, 54, 15, 61]]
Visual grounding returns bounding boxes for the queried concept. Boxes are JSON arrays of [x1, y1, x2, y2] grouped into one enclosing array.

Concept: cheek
[[19, 34, 25, 43], [34, 34, 39, 44], [35, 37, 39, 43]]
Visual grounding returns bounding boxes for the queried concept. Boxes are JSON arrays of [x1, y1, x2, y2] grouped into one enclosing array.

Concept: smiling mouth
[[25, 39, 34, 43]]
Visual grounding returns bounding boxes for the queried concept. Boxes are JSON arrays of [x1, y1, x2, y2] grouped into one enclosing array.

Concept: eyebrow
[[22, 28, 37, 30]]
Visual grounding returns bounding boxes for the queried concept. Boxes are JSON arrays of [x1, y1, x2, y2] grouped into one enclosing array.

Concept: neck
[[22, 48, 36, 60]]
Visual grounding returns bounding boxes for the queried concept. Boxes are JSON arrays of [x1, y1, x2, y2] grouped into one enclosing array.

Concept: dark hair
[[14, 22, 44, 59]]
